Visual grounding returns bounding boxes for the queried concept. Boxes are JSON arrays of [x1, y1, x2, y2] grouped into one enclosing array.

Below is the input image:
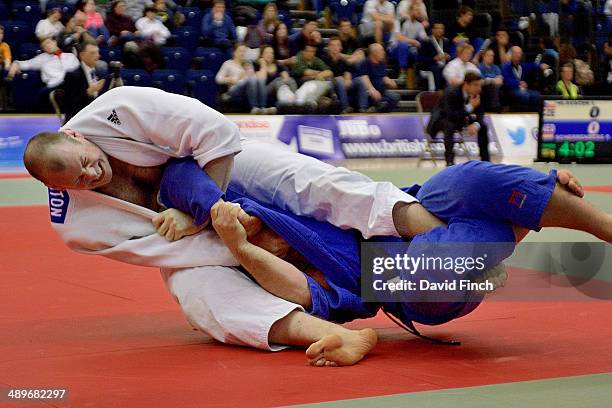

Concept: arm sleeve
[[292, 57, 306, 77], [159, 157, 224, 225], [201, 14, 213, 36], [314, 57, 330, 72], [16, 54, 44, 71], [446, 89, 468, 124], [83, 87, 242, 169], [502, 64, 520, 90]]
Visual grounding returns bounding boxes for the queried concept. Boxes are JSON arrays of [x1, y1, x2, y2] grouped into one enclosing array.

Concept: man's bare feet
[[557, 169, 584, 197], [305, 328, 378, 367]]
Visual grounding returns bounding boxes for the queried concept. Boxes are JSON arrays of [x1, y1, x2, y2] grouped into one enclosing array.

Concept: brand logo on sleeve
[[48, 189, 70, 224], [107, 109, 121, 125], [508, 189, 527, 208]]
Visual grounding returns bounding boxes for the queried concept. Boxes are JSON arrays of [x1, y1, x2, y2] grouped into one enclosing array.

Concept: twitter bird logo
[[508, 127, 526, 145]]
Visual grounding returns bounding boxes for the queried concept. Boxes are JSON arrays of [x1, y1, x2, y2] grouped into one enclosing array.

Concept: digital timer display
[[538, 99, 612, 163]]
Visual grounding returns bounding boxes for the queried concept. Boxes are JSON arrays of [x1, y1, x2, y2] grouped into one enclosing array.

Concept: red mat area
[[2, 206, 612, 408], [583, 185, 612, 193]]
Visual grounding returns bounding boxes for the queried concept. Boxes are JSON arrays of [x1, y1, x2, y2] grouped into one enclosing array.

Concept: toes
[[306, 341, 325, 360], [314, 358, 326, 367], [558, 170, 570, 186]]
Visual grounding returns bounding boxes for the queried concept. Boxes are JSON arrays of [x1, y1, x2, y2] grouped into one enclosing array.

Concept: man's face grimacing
[[38, 133, 112, 190]]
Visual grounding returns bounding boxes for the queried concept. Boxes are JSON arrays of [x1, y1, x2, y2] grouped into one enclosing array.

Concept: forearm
[[233, 242, 312, 308]]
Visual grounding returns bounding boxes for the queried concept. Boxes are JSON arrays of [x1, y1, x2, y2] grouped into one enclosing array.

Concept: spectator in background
[[388, 2, 427, 88], [290, 44, 333, 106], [0, 25, 12, 111], [603, 41, 612, 94], [501, 46, 550, 110], [273, 23, 292, 62], [396, 0, 428, 29], [257, 3, 280, 44], [360, 0, 396, 45], [35, 8, 64, 41], [478, 48, 503, 111], [427, 71, 489, 166], [556, 63, 580, 99], [288, 17, 318, 56], [201, 0, 237, 52], [321, 37, 357, 113], [337, 18, 364, 64], [257, 45, 296, 109], [489, 29, 511, 66], [76, 0, 110, 45], [7, 37, 79, 104], [216, 43, 268, 114], [124, 0, 149, 22], [0, 25, 11, 73], [446, 6, 474, 46], [106, 0, 137, 44], [419, 21, 450, 90], [355, 43, 399, 112], [443, 43, 479, 86], [58, 13, 93, 53], [62, 42, 106, 122], [153, 0, 173, 28], [136, 6, 171, 45]]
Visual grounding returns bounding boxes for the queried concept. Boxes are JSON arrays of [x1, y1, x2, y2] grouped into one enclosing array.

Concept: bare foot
[[557, 169, 584, 198], [305, 328, 378, 367]]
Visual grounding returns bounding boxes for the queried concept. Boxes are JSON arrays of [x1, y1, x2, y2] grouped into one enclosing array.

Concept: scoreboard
[[538, 99, 612, 163]]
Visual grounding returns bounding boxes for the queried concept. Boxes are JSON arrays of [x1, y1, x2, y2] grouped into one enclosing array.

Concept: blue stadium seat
[[329, 0, 358, 25], [162, 47, 191, 70], [1, 21, 32, 48], [9, 70, 43, 110], [152, 69, 187, 94], [278, 10, 292, 29], [0, 3, 8, 20], [172, 26, 200, 50], [46, 2, 75, 17], [18, 42, 42, 60], [99, 46, 122, 62], [120, 69, 152, 87], [178, 6, 203, 29], [194, 47, 227, 73], [12, 2, 42, 30], [187, 69, 217, 108]]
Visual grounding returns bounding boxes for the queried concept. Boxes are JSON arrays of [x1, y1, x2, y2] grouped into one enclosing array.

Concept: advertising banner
[[0, 116, 62, 173], [0, 113, 537, 175]]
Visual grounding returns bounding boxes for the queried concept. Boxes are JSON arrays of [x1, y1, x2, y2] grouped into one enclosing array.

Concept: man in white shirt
[[135, 6, 171, 45], [35, 8, 65, 41], [442, 43, 480, 86], [7, 37, 79, 89], [360, 0, 396, 44]]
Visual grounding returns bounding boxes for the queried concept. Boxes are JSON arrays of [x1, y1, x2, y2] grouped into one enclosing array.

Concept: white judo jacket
[[49, 86, 242, 269]]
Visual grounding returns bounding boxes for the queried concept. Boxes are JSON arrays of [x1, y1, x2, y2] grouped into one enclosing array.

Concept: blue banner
[[0, 116, 61, 173]]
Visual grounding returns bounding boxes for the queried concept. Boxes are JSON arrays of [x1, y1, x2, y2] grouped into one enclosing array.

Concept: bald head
[[368, 43, 385, 62], [24, 132, 76, 183], [23, 131, 113, 190], [510, 46, 523, 65]]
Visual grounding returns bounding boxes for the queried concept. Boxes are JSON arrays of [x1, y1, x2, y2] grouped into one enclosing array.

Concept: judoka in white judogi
[[48, 86, 418, 350]]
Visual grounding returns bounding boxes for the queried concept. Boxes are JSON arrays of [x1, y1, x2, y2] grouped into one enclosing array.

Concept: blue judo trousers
[[159, 158, 557, 327]]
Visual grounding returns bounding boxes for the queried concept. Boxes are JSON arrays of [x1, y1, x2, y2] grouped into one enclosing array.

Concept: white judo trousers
[[161, 140, 417, 350]]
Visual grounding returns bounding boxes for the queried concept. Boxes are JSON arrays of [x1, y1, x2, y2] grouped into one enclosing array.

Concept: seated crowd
[[0, 0, 609, 116]]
